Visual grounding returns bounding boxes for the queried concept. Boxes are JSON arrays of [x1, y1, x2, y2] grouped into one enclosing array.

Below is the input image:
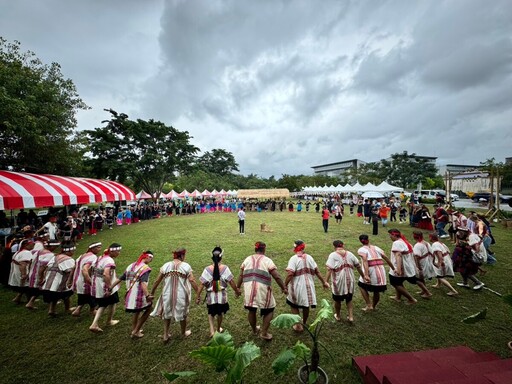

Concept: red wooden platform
[[353, 346, 512, 384]]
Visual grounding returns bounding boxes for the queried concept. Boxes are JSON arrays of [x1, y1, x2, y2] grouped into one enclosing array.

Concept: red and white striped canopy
[[0, 171, 136, 210]]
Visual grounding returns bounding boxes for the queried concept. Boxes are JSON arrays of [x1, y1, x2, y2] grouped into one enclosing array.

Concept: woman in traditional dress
[[112, 250, 154, 338], [325, 240, 365, 323], [429, 233, 458, 296], [8, 239, 36, 304], [89, 243, 122, 333], [41, 241, 76, 316], [150, 248, 199, 343], [357, 235, 395, 312], [196, 246, 240, 337], [417, 205, 434, 231], [25, 240, 60, 309], [285, 241, 329, 332]]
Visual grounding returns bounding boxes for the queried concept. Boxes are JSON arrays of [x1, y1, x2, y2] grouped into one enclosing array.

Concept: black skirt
[[42, 289, 73, 304], [95, 291, 120, 308], [207, 302, 230, 316]]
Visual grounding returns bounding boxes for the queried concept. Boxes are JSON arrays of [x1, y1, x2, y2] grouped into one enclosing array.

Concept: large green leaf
[[309, 299, 333, 331], [308, 370, 319, 384], [162, 371, 196, 382], [272, 341, 310, 376], [271, 313, 302, 329], [462, 308, 487, 324], [226, 342, 260, 383], [208, 331, 235, 347], [190, 345, 236, 372]]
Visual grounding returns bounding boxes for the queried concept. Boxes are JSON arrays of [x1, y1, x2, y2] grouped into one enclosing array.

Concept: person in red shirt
[[379, 203, 391, 227], [321, 206, 330, 233]]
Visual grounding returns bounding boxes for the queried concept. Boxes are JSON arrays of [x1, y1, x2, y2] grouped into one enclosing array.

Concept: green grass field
[[1, 208, 511, 384]]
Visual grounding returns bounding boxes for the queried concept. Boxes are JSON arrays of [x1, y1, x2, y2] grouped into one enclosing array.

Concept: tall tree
[[380, 151, 439, 189], [85, 109, 199, 197], [0, 38, 88, 174], [197, 148, 239, 175]]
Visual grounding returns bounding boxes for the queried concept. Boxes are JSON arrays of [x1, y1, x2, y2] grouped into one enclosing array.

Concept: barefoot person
[[150, 248, 199, 343], [285, 240, 329, 331], [387, 229, 418, 305], [8, 239, 36, 304], [89, 243, 122, 333], [325, 240, 365, 323], [25, 239, 60, 310], [71, 242, 102, 317], [41, 242, 76, 316], [111, 250, 154, 338], [237, 241, 287, 341], [412, 231, 435, 299], [196, 246, 240, 337], [357, 235, 395, 312], [429, 233, 458, 296]]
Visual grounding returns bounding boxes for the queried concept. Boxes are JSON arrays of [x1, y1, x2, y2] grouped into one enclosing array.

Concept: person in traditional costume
[[8, 239, 36, 304], [412, 231, 435, 299], [25, 239, 60, 309], [196, 246, 240, 337], [150, 248, 199, 343], [112, 250, 154, 338], [89, 243, 122, 333], [237, 241, 287, 341], [71, 242, 102, 317], [429, 233, 458, 296], [453, 230, 485, 290], [325, 240, 365, 323], [41, 241, 76, 316], [357, 235, 395, 312], [285, 240, 329, 331], [387, 229, 418, 305]]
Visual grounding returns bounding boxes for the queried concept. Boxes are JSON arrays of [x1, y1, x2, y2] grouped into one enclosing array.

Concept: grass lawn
[[1, 207, 511, 384]]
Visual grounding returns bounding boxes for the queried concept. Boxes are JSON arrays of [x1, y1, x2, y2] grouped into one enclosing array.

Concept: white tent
[[376, 181, 403, 192], [361, 182, 377, 192]]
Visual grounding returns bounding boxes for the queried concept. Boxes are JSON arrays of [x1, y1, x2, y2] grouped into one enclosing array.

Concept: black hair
[[212, 246, 223, 291]]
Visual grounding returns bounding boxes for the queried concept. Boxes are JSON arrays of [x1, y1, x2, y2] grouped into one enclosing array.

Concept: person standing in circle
[[237, 207, 246, 235], [321, 206, 330, 233]]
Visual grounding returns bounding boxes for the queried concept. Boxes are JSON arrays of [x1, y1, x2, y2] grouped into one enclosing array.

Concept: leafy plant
[[162, 331, 260, 384], [271, 299, 334, 383]]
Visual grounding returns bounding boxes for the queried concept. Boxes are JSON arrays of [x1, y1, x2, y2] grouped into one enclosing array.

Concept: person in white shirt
[[237, 208, 246, 234]]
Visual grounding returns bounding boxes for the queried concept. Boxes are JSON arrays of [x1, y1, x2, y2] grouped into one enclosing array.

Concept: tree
[[380, 151, 439, 189], [85, 109, 199, 197], [0, 38, 89, 175], [196, 149, 239, 176]]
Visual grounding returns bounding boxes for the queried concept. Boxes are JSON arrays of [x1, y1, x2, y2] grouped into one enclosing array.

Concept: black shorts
[[207, 303, 230, 316], [389, 274, 417, 287], [286, 298, 316, 310], [77, 293, 96, 308], [26, 287, 42, 298], [95, 291, 120, 307], [245, 306, 274, 317], [357, 281, 387, 293], [42, 289, 73, 304], [332, 293, 353, 303], [125, 304, 152, 313]]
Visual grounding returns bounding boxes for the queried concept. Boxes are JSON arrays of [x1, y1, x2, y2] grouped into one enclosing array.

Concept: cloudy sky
[[2, 0, 511, 177]]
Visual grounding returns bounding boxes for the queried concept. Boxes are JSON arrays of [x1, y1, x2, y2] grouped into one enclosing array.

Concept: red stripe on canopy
[[0, 171, 135, 210]]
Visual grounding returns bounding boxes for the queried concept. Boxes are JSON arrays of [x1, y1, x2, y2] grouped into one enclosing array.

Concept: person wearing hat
[[25, 239, 61, 309], [237, 241, 287, 341], [150, 248, 199, 343], [8, 239, 36, 304], [110, 250, 155, 338], [196, 246, 241, 337], [325, 240, 365, 323], [285, 240, 329, 331], [89, 243, 122, 333], [41, 241, 76, 316], [71, 242, 102, 317]]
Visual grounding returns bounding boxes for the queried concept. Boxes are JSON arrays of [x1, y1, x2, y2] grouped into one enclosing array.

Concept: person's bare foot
[[389, 296, 401, 303], [131, 331, 144, 339], [431, 284, 440, 289], [106, 320, 120, 326], [260, 333, 273, 341], [71, 309, 80, 317], [346, 316, 354, 324], [89, 326, 103, 333], [252, 325, 261, 335], [183, 330, 192, 338], [405, 299, 417, 305], [334, 313, 341, 322], [361, 306, 373, 312], [292, 323, 304, 332], [25, 304, 37, 310], [420, 293, 432, 299], [447, 291, 459, 296]]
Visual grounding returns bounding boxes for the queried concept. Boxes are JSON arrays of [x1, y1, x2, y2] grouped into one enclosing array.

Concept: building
[[311, 159, 366, 177], [439, 164, 482, 174]]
